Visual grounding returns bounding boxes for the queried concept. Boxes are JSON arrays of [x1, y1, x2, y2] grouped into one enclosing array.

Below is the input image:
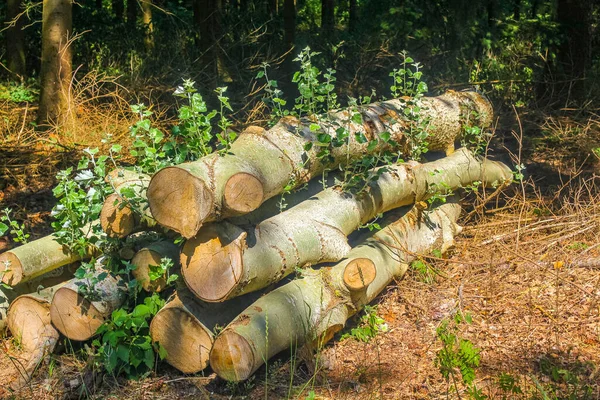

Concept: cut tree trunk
[[7, 284, 62, 352], [210, 201, 462, 381], [147, 91, 493, 238], [0, 263, 78, 331], [149, 288, 261, 373], [0, 234, 94, 286], [181, 148, 512, 302], [6, 284, 63, 389], [131, 240, 179, 292], [50, 266, 127, 341], [100, 169, 154, 238]]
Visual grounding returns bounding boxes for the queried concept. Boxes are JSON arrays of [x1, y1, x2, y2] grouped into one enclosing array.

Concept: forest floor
[[1, 97, 600, 399]]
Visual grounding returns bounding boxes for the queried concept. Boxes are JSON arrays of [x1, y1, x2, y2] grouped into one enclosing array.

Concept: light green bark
[[0, 234, 94, 286], [148, 91, 493, 238], [210, 201, 462, 381], [181, 149, 512, 302]]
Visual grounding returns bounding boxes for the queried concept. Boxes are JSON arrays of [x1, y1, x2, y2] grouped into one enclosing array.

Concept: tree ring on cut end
[[147, 167, 213, 239], [210, 330, 255, 382], [223, 173, 264, 214], [150, 307, 213, 373], [343, 258, 376, 291], [100, 193, 135, 238]]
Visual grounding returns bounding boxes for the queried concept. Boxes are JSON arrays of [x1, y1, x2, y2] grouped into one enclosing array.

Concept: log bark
[[181, 148, 512, 302], [0, 234, 94, 286], [6, 284, 63, 389], [149, 288, 260, 373], [148, 91, 493, 238], [210, 201, 462, 381], [50, 266, 127, 341], [100, 169, 154, 238], [131, 240, 179, 292]]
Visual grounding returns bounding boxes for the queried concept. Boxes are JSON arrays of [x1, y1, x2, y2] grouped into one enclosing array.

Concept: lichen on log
[[148, 91, 493, 238], [181, 148, 512, 302], [210, 201, 462, 382]]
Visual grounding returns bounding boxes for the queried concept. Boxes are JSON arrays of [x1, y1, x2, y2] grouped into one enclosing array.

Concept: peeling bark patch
[[203, 155, 219, 218]]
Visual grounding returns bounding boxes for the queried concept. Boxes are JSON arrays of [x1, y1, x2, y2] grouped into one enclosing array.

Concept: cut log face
[[343, 258, 377, 291], [131, 241, 180, 292], [148, 91, 493, 238], [50, 267, 127, 341], [101, 169, 153, 238], [6, 284, 63, 390], [0, 263, 78, 332], [150, 289, 261, 374], [210, 202, 463, 381], [182, 149, 512, 302], [0, 234, 88, 286], [7, 284, 63, 353]]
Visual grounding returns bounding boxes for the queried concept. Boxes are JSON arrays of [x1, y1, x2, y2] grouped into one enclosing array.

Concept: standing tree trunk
[[321, 0, 334, 36], [348, 0, 357, 33], [6, 0, 27, 78], [112, 0, 124, 20], [141, 0, 154, 51], [283, 0, 295, 46], [96, 0, 103, 9], [557, 0, 591, 99], [267, 0, 278, 15], [37, 0, 73, 127], [127, 0, 138, 27]]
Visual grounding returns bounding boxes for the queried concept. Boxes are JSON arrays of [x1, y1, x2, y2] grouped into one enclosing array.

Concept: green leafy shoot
[[341, 305, 388, 343], [0, 208, 29, 243], [93, 293, 166, 378]]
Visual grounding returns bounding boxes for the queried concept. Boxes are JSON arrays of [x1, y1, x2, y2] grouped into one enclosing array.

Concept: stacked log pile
[[0, 91, 513, 385]]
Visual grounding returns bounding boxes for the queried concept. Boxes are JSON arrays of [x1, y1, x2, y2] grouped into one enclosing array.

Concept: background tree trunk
[[112, 0, 124, 20], [6, 0, 27, 78], [37, 0, 73, 127], [283, 0, 295, 46], [268, 0, 278, 15], [141, 0, 154, 51], [557, 0, 591, 99], [127, 0, 138, 27], [348, 0, 357, 33], [321, 0, 334, 36]]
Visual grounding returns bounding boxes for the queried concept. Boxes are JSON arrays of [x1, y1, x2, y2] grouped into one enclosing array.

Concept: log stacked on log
[[0, 91, 514, 384]]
